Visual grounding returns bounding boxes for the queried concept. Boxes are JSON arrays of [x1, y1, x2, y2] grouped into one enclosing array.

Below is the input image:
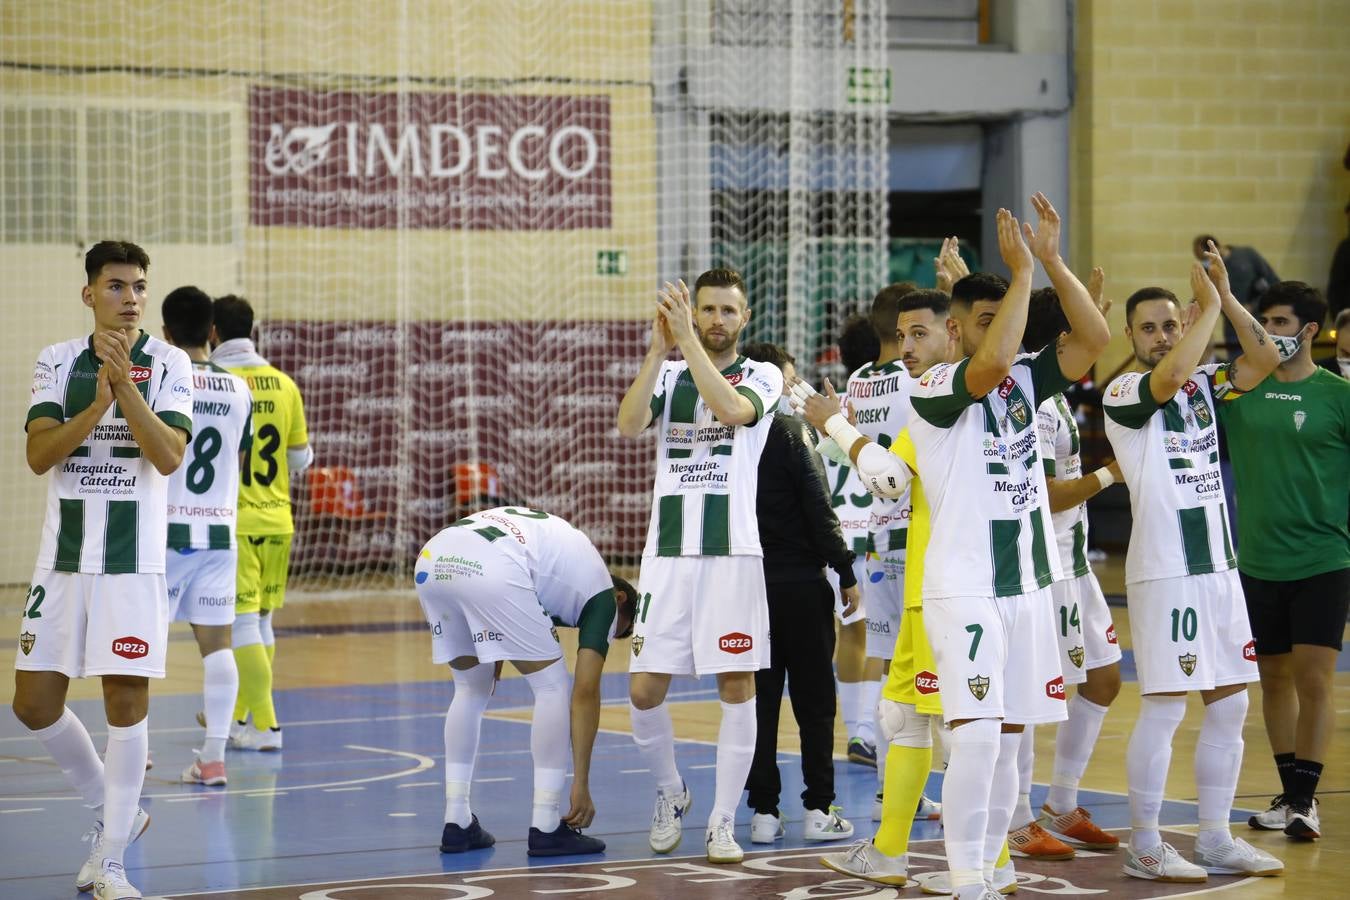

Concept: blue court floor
[[0, 663, 1260, 899]]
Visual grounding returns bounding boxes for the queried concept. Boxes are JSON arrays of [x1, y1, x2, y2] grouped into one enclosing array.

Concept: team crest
[[550, 626, 560, 644], [1178, 653, 1197, 676], [631, 635, 644, 656], [967, 674, 990, 701], [19, 631, 35, 655], [1068, 645, 1085, 668], [1294, 410, 1306, 432], [1007, 396, 1029, 428], [1190, 395, 1211, 426]]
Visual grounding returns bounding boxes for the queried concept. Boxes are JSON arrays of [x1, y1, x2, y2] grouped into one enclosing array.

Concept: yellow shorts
[[236, 534, 293, 616], [884, 605, 943, 717]]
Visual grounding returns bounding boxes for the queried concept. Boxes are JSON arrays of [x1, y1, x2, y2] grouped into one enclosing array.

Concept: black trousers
[[745, 576, 838, 815]]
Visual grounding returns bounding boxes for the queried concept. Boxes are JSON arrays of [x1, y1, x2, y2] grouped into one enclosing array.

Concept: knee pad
[[879, 699, 932, 748], [232, 612, 261, 649]]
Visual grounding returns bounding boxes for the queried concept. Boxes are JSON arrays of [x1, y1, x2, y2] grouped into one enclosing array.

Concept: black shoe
[[527, 821, 607, 857], [440, 815, 496, 853]]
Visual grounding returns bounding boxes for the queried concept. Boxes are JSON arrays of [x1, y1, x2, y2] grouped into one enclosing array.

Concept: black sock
[[1274, 752, 1296, 795], [1291, 759, 1324, 806]]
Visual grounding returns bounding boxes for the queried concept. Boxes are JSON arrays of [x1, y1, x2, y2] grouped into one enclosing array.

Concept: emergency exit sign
[[596, 249, 628, 276]]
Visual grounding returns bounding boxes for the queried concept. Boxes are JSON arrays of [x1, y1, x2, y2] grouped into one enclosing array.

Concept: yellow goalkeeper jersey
[[225, 362, 308, 535]]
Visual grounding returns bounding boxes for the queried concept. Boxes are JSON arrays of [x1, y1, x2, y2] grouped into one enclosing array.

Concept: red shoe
[[1008, 821, 1075, 860], [1039, 804, 1119, 850]]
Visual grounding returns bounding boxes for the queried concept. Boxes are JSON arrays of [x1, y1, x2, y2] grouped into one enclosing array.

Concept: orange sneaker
[[1008, 821, 1075, 860], [1039, 805, 1120, 851]]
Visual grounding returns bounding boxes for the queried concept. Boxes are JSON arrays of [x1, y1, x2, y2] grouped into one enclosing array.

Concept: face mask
[[1271, 324, 1311, 362]]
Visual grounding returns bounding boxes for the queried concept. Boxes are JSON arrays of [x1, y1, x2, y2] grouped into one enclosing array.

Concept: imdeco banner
[[249, 86, 612, 230]]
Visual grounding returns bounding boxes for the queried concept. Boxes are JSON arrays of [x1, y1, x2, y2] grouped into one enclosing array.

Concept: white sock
[[987, 732, 1022, 863], [1127, 695, 1186, 852], [444, 664, 493, 826], [942, 718, 999, 890], [711, 699, 756, 825], [524, 660, 571, 832], [630, 702, 683, 796], [201, 649, 239, 763], [1048, 694, 1108, 813], [1012, 726, 1035, 829], [101, 719, 149, 865], [258, 612, 275, 649], [29, 708, 105, 808], [859, 676, 882, 745], [1195, 691, 1248, 852], [838, 680, 866, 741]]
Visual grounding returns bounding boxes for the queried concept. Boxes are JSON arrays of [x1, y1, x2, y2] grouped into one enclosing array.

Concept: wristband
[[823, 413, 865, 457], [1093, 467, 1116, 490]]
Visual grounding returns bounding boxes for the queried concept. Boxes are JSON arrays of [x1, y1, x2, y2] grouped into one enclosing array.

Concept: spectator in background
[[1193, 235, 1279, 350], [1319, 308, 1350, 378], [741, 340, 858, 846], [1327, 203, 1350, 320]]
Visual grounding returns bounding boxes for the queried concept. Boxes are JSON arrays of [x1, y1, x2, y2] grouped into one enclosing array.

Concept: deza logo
[[719, 632, 753, 654], [111, 636, 149, 659], [129, 366, 152, 384]]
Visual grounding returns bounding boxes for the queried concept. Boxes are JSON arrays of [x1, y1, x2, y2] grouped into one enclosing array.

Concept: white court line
[[474, 777, 514, 783], [620, 768, 649, 774], [0, 711, 450, 744], [388, 812, 417, 817], [688, 763, 717, 770], [0, 807, 43, 814], [241, 791, 289, 798], [397, 781, 441, 789], [164, 796, 213, 803], [0, 744, 433, 803], [322, 787, 365, 793]]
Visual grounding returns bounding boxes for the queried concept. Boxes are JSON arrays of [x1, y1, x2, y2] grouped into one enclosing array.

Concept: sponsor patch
[[1178, 652, 1197, 677], [718, 632, 753, 654], [724, 372, 743, 386], [20, 631, 35, 655], [996, 376, 1016, 399], [1105, 624, 1118, 645], [1181, 379, 1198, 397], [171, 378, 192, 399], [1045, 675, 1066, 699], [967, 674, 990, 701], [112, 636, 150, 659], [1243, 640, 1256, 662], [914, 671, 939, 695], [129, 365, 153, 384]]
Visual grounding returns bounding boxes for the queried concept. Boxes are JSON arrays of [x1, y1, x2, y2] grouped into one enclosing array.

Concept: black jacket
[[755, 412, 857, 588]]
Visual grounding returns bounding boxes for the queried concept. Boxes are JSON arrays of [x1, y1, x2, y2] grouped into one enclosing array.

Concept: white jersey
[[27, 332, 194, 575], [845, 361, 914, 553], [822, 453, 873, 557], [166, 361, 253, 551], [908, 348, 1069, 599], [1103, 364, 1238, 584], [642, 356, 783, 557], [427, 506, 611, 628], [1036, 393, 1090, 578]]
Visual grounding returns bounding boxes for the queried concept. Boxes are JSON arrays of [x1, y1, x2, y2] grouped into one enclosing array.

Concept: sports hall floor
[[2, 559, 1347, 899]]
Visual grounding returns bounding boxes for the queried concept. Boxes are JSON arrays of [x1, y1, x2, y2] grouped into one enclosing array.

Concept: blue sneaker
[[528, 821, 607, 857], [440, 815, 496, 853], [847, 738, 878, 768]]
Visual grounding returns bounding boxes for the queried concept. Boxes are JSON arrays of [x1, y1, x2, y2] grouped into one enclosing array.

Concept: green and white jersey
[[166, 361, 253, 551], [845, 361, 914, 553], [908, 348, 1070, 599], [643, 356, 783, 557], [430, 506, 617, 654], [1103, 364, 1238, 584], [26, 332, 194, 575], [1036, 394, 1090, 578], [1218, 369, 1350, 581], [823, 452, 873, 557]]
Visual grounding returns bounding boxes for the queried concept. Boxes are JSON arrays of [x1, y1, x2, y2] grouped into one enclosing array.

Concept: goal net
[[0, 0, 888, 586]]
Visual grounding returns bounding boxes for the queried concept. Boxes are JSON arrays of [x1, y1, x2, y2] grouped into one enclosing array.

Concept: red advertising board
[[249, 87, 612, 229]]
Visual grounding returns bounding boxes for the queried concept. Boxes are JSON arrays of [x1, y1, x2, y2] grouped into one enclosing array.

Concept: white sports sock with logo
[[1194, 691, 1247, 852], [630, 702, 683, 797], [201, 649, 239, 762], [29, 708, 105, 809], [942, 719, 999, 892]]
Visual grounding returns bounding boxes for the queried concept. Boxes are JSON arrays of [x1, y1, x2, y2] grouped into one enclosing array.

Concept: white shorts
[[825, 556, 868, 626], [864, 550, 904, 659], [924, 586, 1068, 726], [414, 532, 569, 666], [1127, 569, 1257, 695], [630, 555, 769, 675], [15, 569, 169, 679], [1050, 570, 1123, 685], [166, 547, 237, 626]]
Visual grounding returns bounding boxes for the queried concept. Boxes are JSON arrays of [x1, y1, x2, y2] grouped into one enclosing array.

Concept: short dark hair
[[897, 288, 951, 318], [1256, 281, 1327, 330], [838, 314, 880, 374], [869, 282, 918, 342], [741, 341, 794, 370], [213, 294, 255, 341], [1125, 287, 1180, 327], [1193, 234, 1219, 252], [1022, 287, 1069, 354], [85, 240, 149, 283], [161, 286, 214, 348], [950, 273, 1009, 307], [612, 575, 638, 639], [694, 267, 747, 301]]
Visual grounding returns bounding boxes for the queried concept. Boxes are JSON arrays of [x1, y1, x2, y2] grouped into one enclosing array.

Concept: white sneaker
[[919, 862, 1016, 896], [648, 782, 692, 854], [803, 806, 854, 842], [916, 793, 942, 820], [705, 816, 743, 863], [230, 724, 282, 751], [77, 807, 151, 892], [1248, 794, 1290, 830], [1193, 836, 1283, 876], [820, 840, 910, 886], [872, 791, 883, 821], [1123, 842, 1207, 883], [750, 812, 784, 844], [227, 716, 249, 742], [93, 859, 142, 899], [1285, 799, 1320, 840]]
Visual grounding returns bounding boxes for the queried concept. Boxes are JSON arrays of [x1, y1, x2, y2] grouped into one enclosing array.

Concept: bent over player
[[415, 506, 636, 857]]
